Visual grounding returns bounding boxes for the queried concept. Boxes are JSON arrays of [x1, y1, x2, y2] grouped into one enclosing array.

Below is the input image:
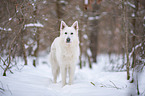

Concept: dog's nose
[[66, 38, 70, 43]]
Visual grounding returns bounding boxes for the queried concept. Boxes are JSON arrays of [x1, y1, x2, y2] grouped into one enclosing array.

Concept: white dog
[[49, 21, 80, 86]]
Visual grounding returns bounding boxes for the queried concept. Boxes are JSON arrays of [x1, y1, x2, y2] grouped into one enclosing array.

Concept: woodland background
[[0, 0, 145, 93]]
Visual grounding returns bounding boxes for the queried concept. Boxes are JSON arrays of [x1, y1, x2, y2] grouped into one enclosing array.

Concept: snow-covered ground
[[0, 54, 145, 96]]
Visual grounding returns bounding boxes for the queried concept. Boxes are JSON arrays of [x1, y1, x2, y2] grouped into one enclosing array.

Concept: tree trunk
[[90, 23, 98, 63], [132, 0, 139, 68], [56, 0, 65, 30], [123, 0, 130, 80], [89, 1, 100, 63], [21, 30, 27, 65], [32, 4, 39, 67], [79, 29, 83, 69], [33, 28, 40, 67], [130, 0, 139, 83]]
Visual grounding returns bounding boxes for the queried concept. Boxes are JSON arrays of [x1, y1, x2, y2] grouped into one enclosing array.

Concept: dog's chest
[[62, 47, 74, 58], [61, 46, 77, 63]]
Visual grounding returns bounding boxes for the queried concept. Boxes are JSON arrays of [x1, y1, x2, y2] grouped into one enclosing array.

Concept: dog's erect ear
[[71, 21, 79, 30], [60, 21, 68, 31]]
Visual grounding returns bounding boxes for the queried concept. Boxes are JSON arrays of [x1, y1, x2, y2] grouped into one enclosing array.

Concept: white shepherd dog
[[49, 21, 80, 86]]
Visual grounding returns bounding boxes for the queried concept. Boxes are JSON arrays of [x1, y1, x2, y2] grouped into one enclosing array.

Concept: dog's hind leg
[[50, 52, 59, 83], [52, 65, 59, 83]]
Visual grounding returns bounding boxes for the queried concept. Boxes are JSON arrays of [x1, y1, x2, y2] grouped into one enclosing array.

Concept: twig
[[100, 83, 107, 88], [0, 90, 4, 95], [3, 20, 25, 76], [0, 56, 9, 65], [109, 80, 121, 89], [90, 82, 95, 86], [100, 81, 123, 90], [0, 65, 4, 70], [0, 88, 4, 91], [129, 42, 143, 60]]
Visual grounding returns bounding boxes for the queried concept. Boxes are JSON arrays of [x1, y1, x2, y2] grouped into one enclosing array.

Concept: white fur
[[49, 21, 80, 87]]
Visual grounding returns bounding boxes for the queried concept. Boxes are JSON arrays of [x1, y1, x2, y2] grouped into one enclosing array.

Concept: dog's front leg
[[60, 65, 66, 87], [69, 65, 75, 85]]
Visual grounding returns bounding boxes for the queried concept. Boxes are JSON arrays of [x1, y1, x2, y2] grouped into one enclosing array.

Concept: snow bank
[[0, 54, 144, 96]]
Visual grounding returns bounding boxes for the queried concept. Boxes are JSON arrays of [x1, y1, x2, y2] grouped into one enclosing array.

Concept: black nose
[[66, 38, 70, 43]]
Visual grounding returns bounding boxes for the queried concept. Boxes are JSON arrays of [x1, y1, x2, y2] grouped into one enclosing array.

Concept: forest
[[0, 0, 145, 96]]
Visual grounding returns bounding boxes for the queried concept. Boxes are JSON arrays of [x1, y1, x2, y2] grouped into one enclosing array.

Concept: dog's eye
[[65, 32, 67, 34], [71, 33, 73, 35]]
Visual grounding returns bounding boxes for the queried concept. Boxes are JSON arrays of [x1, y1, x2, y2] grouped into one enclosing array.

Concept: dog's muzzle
[[66, 37, 70, 43]]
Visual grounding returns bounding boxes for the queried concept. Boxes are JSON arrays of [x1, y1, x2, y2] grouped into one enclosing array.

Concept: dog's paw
[[61, 82, 66, 87], [68, 82, 72, 85]]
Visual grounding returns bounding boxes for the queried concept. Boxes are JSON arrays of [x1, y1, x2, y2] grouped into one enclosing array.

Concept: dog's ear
[[71, 21, 79, 31], [60, 21, 68, 31]]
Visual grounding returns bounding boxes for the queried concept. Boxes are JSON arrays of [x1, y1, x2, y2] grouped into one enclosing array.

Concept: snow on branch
[[129, 43, 142, 59], [0, 27, 12, 31], [88, 16, 100, 20], [24, 22, 44, 28], [84, 0, 88, 5], [125, 1, 135, 9], [88, 12, 107, 21]]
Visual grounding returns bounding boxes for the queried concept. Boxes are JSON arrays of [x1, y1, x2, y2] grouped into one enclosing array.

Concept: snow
[[16, 10, 19, 13], [87, 48, 92, 57], [24, 22, 44, 28], [88, 17, 95, 20], [88, 12, 107, 21], [83, 34, 88, 39], [84, 0, 88, 5], [95, 16, 100, 19], [126, 1, 135, 8], [131, 13, 135, 17], [59, 0, 68, 4], [101, 12, 107, 16], [129, 43, 142, 59], [45, 18, 48, 21], [7, 28, 12, 31], [88, 16, 100, 20], [9, 18, 12, 21], [0, 54, 145, 96], [32, 3, 34, 6], [43, 1, 47, 4], [0, 27, 12, 31]]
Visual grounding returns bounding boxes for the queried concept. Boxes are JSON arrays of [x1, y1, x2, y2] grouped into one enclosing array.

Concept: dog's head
[[60, 21, 79, 44]]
